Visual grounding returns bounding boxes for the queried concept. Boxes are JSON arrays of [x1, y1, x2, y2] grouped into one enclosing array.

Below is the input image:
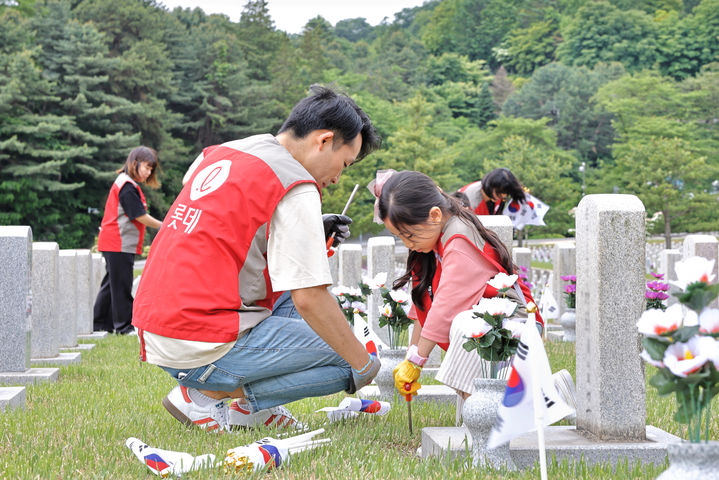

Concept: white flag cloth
[[538, 283, 559, 321], [502, 193, 549, 230], [487, 319, 574, 449], [352, 313, 388, 358]]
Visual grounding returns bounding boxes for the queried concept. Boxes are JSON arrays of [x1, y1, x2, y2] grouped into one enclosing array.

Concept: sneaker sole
[[162, 395, 195, 428]]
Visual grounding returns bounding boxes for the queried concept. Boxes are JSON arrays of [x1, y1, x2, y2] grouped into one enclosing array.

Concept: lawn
[[1, 336, 716, 479]]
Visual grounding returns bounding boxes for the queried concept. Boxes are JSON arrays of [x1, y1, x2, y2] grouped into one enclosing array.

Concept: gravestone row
[[0, 226, 108, 412]]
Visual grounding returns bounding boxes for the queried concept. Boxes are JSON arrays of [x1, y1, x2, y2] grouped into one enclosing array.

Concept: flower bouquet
[[462, 273, 524, 379], [377, 286, 412, 349], [561, 274, 576, 309], [646, 271, 670, 311], [330, 286, 367, 326], [636, 256, 719, 442]]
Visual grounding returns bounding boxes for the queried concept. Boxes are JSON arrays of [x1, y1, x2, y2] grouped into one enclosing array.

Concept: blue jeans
[[161, 292, 351, 411]]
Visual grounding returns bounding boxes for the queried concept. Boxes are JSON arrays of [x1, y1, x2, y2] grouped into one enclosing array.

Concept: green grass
[[1, 337, 715, 479]]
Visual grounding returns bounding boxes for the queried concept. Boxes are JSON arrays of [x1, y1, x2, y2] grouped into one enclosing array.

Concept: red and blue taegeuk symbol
[[259, 445, 282, 469], [365, 340, 378, 357], [507, 201, 521, 213], [502, 368, 525, 407], [144, 453, 170, 473], [359, 399, 381, 413]]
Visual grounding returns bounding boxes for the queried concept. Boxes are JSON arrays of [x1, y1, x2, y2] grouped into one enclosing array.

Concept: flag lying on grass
[[502, 193, 549, 230], [487, 318, 574, 449]]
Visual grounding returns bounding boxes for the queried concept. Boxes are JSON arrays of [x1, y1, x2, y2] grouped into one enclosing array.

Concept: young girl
[[458, 167, 527, 216], [94, 146, 163, 334], [372, 170, 542, 402]]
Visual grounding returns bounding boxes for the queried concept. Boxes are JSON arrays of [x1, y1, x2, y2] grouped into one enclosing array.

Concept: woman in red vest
[[94, 146, 163, 334], [372, 170, 542, 403]]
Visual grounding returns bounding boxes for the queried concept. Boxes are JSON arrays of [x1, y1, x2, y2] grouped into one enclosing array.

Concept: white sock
[[187, 387, 220, 407]]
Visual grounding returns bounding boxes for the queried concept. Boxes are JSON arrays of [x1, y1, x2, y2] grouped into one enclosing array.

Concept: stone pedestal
[[367, 237, 395, 346], [74, 249, 93, 334], [660, 249, 682, 306], [0, 387, 26, 412], [478, 215, 513, 257], [30, 242, 61, 360], [338, 243, 362, 288], [57, 250, 78, 348]]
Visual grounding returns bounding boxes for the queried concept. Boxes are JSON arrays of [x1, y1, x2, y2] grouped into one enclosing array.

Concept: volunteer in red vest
[[371, 170, 543, 406], [94, 146, 162, 335], [132, 86, 382, 433], [458, 167, 527, 216]]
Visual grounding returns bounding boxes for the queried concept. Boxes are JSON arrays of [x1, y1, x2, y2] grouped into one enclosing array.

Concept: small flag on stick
[[487, 315, 574, 450]]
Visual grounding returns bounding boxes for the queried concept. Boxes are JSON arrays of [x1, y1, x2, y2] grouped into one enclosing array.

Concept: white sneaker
[[228, 400, 305, 430], [162, 385, 229, 433]]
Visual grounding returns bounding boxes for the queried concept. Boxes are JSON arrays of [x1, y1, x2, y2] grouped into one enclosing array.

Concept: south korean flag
[[502, 193, 549, 230]]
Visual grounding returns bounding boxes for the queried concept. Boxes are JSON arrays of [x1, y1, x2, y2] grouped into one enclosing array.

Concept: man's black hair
[[278, 85, 381, 161]]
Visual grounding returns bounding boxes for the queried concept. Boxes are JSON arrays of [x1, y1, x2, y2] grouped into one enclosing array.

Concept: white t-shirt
[[143, 183, 332, 368]]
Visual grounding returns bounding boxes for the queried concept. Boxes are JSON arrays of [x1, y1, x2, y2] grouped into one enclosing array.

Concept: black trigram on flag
[[363, 326, 370, 337], [542, 388, 555, 408], [517, 340, 529, 360]]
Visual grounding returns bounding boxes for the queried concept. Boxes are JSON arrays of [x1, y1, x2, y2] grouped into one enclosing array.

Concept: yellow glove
[[393, 359, 422, 396]]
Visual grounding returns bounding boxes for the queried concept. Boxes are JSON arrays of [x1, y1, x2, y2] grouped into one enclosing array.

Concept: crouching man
[[132, 86, 381, 432]]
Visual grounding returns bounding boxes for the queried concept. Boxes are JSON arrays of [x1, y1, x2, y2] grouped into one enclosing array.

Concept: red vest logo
[[190, 159, 232, 201]]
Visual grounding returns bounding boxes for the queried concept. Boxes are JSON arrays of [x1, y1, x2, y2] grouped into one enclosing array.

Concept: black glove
[[322, 214, 352, 248]]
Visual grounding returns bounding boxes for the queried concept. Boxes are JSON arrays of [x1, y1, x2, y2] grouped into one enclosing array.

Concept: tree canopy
[[1, 0, 718, 247]]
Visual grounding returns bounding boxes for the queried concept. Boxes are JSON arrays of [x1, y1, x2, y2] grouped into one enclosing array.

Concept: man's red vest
[[97, 173, 146, 255], [132, 135, 317, 343], [413, 216, 543, 351]]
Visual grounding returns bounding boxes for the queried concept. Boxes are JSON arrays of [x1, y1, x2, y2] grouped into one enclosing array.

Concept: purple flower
[[657, 292, 669, 300], [520, 265, 528, 272], [645, 291, 659, 300], [650, 272, 665, 279], [655, 282, 669, 291], [525, 281, 534, 289], [646, 281, 657, 290], [564, 284, 576, 294], [560, 275, 576, 282]]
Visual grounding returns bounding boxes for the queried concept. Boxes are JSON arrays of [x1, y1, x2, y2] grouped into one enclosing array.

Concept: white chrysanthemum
[[663, 337, 713, 377], [362, 272, 387, 290], [380, 303, 393, 318], [389, 289, 410, 304], [487, 273, 519, 290], [699, 308, 719, 335], [330, 286, 347, 298], [345, 287, 362, 297], [671, 256, 716, 290], [640, 349, 664, 368], [502, 319, 525, 338], [473, 297, 518, 318], [636, 304, 684, 337], [351, 301, 366, 313]]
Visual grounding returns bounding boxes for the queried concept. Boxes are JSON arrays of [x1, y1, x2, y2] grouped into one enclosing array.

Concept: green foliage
[[503, 62, 624, 162], [2, 0, 718, 244], [557, 1, 660, 72], [498, 18, 560, 75]]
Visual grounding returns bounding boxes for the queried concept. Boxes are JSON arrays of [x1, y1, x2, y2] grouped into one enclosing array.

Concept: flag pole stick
[[528, 313, 548, 480]]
